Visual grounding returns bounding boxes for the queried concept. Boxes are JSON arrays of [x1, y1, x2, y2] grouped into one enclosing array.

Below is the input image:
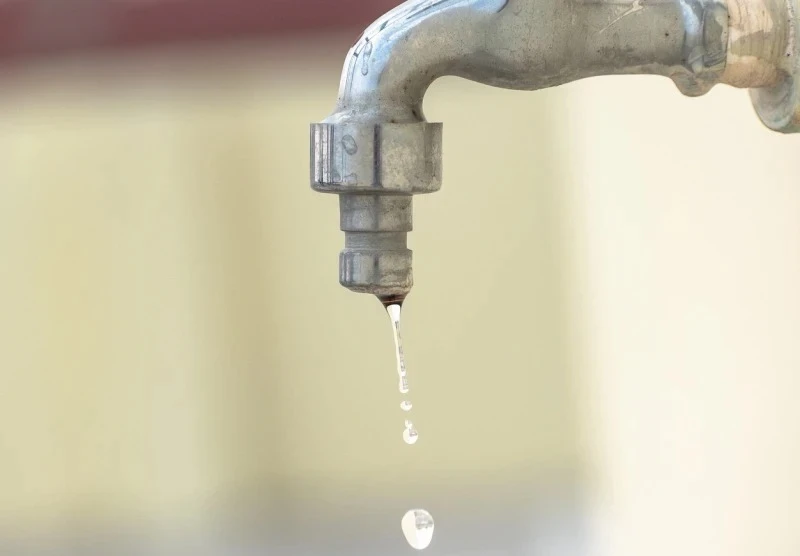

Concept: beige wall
[[566, 77, 800, 556], [0, 40, 579, 540], [0, 35, 798, 555]]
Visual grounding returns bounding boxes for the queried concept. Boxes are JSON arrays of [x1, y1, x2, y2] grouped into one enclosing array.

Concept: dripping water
[[403, 419, 419, 445], [380, 296, 415, 443], [379, 295, 435, 549], [385, 302, 409, 395], [401, 509, 435, 550]]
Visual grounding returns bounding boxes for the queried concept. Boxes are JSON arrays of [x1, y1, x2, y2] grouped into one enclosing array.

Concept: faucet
[[311, 0, 799, 303]]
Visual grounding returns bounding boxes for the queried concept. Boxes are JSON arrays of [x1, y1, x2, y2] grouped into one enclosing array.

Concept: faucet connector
[[340, 196, 413, 297], [311, 121, 442, 297], [341, 229, 413, 298]]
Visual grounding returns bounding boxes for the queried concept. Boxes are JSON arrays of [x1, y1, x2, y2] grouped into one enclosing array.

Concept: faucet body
[[311, 0, 799, 300]]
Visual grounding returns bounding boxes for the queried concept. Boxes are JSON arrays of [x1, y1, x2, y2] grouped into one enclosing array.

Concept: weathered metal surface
[[311, 0, 798, 297]]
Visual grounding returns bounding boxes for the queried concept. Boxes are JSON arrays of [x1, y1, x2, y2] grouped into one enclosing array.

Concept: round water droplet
[[401, 509, 434, 550], [403, 422, 419, 445], [400, 400, 412, 411]]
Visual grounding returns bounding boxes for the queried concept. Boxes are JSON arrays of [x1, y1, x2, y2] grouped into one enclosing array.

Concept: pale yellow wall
[[565, 77, 800, 556], [0, 36, 798, 555], [0, 40, 579, 535]]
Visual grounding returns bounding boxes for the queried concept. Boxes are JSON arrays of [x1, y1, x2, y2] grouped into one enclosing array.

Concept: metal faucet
[[311, 0, 799, 302]]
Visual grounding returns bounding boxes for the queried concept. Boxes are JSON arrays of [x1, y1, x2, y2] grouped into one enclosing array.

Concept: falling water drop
[[403, 420, 419, 445], [380, 299, 431, 546], [401, 509, 435, 550]]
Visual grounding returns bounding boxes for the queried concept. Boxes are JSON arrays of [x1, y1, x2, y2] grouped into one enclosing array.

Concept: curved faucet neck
[[326, 0, 785, 126]]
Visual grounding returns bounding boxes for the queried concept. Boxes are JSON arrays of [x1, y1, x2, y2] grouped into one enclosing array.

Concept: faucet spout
[[329, 0, 514, 125], [312, 0, 800, 298]]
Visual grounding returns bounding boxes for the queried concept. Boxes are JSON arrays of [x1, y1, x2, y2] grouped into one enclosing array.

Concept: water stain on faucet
[[342, 135, 358, 155], [361, 38, 373, 76]]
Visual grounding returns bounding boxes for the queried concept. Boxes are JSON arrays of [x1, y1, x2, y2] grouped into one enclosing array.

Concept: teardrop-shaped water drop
[[403, 421, 419, 445], [401, 509, 435, 550]]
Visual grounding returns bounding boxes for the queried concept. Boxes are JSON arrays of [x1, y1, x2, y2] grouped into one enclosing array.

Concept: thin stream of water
[[386, 304, 409, 395], [382, 300, 434, 549], [385, 303, 417, 444]]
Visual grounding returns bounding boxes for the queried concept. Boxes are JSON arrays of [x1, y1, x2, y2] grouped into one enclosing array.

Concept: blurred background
[[0, 1, 798, 555]]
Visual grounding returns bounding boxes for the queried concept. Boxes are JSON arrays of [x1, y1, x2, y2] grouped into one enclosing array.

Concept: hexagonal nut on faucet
[[340, 248, 413, 298], [311, 121, 442, 195]]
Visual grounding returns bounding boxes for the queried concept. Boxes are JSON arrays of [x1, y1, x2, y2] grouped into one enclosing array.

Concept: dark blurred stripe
[[0, 0, 401, 61]]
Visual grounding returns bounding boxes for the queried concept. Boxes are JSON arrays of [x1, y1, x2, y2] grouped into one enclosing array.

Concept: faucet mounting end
[[750, 0, 800, 132]]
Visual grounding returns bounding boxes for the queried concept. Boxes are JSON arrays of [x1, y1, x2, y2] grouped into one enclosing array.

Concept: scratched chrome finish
[[328, 0, 730, 126], [311, 0, 798, 297]]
